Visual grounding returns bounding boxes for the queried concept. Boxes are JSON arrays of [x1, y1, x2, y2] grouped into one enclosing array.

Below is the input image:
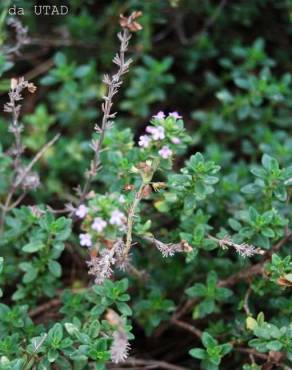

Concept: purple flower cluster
[[152, 111, 182, 120], [138, 111, 182, 160], [75, 203, 126, 248]]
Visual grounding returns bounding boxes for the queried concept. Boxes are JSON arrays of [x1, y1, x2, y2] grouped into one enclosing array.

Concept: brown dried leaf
[[277, 277, 292, 287]]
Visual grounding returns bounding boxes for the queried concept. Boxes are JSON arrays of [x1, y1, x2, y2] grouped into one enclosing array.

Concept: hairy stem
[[78, 27, 132, 204], [123, 182, 145, 258]]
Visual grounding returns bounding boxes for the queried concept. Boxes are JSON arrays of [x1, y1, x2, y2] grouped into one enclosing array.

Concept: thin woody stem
[[0, 134, 60, 232], [15, 133, 60, 189], [123, 159, 159, 258], [78, 27, 132, 204], [123, 182, 145, 258], [109, 358, 190, 370], [150, 231, 292, 337]]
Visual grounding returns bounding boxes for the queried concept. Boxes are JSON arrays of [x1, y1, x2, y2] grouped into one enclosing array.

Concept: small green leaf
[[202, 332, 217, 349], [262, 154, 278, 172], [186, 283, 206, 297], [23, 266, 38, 283], [22, 240, 44, 253], [47, 348, 59, 362], [64, 323, 79, 336], [266, 340, 282, 351], [116, 302, 132, 316], [189, 348, 206, 359], [246, 317, 258, 331], [48, 260, 62, 277], [49, 323, 63, 344]]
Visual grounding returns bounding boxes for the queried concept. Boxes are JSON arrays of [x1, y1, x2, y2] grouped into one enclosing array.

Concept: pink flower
[[75, 204, 88, 218], [171, 137, 181, 144], [146, 125, 156, 134], [153, 111, 165, 120], [138, 135, 151, 148], [92, 217, 107, 232], [146, 125, 163, 139], [110, 209, 125, 226], [169, 111, 182, 119], [159, 145, 172, 159], [152, 126, 165, 140], [79, 233, 92, 247]]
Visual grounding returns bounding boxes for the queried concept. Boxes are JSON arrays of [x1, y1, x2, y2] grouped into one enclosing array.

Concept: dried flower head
[[149, 236, 193, 258], [124, 184, 135, 192], [4, 78, 37, 114], [86, 239, 126, 284], [119, 11, 143, 32], [141, 184, 152, 198], [106, 309, 131, 364], [151, 182, 167, 192], [135, 161, 152, 175], [10, 78, 18, 90], [5, 17, 29, 57], [110, 330, 130, 363], [27, 82, 37, 94], [217, 235, 264, 258], [29, 206, 46, 218], [20, 171, 40, 191]]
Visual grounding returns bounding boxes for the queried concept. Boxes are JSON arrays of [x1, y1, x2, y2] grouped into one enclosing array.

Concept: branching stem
[[78, 27, 132, 204]]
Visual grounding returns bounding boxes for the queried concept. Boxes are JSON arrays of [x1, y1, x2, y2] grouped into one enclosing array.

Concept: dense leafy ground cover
[[0, 1, 291, 369]]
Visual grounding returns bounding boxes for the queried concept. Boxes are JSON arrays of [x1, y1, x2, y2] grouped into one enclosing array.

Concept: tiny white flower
[[110, 209, 125, 226], [153, 111, 165, 120], [169, 111, 182, 119], [171, 137, 181, 144], [92, 217, 107, 233], [75, 204, 88, 218], [138, 135, 151, 148], [159, 145, 172, 159], [146, 125, 156, 134], [79, 233, 92, 247], [152, 126, 165, 140]]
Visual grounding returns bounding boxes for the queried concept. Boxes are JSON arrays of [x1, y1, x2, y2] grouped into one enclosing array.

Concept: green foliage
[[186, 271, 232, 318], [266, 254, 292, 284], [1, 208, 71, 302], [120, 56, 174, 117], [133, 288, 175, 335], [156, 153, 220, 214], [189, 332, 232, 370], [0, 279, 132, 369], [248, 317, 292, 357], [0, 1, 291, 369], [242, 154, 292, 203]]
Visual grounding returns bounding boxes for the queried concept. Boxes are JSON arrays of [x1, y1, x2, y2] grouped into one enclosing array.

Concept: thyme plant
[[0, 3, 291, 370]]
